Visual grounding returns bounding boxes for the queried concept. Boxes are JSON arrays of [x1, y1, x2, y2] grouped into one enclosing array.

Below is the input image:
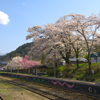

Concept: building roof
[[90, 52, 100, 57], [31, 65, 48, 69], [0, 61, 7, 65], [69, 58, 87, 62]]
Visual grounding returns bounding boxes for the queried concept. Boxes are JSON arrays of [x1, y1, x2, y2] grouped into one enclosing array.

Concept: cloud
[[0, 11, 10, 25]]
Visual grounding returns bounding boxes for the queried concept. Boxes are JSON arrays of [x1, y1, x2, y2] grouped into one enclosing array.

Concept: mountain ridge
[[0, 42, 32, 61]]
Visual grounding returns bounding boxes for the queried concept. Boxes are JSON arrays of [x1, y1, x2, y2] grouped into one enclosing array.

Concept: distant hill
[[0, 42, 32, 61], [0, 53, 7, 56]]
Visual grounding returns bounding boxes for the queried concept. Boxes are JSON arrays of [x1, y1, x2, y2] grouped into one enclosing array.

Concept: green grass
[[0, 80, 22, 100], [56, 63, 100, 82]]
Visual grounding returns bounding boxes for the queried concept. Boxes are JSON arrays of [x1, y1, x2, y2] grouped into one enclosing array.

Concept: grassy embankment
[[46, 62, 100, 82], [0, 62, 100, 82]]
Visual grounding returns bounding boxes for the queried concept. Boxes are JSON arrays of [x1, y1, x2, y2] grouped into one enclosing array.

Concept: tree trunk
[[10, 69, 12, 72], [54, 62, 57, 77], [28, 68, 30, 74], [76, 59, 79, 68], [17, 69, 19, 73], [76, 53, 79, 68], [53, 52, 58, 77], [65, 56, 70, 64], [60, 51, 70, 66], [87, 52, 92, 75]]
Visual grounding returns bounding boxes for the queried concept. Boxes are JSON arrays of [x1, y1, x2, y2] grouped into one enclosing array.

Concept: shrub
[[95, 73, 100, 78], [57, 65, 66, 73], [47, 68, 54, 76], [94, 67, 100, 74]]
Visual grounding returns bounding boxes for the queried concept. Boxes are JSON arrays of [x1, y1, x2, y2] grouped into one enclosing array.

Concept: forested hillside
[[0, 42, 32, 61]]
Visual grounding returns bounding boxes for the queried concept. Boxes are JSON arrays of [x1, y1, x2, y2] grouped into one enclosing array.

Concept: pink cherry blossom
[[18, 55, 40, 69]]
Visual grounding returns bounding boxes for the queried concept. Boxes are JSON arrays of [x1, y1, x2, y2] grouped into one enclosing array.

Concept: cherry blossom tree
[[27, 25, 72, 64], [66, 34, 86, 68], [59, 14, 100, 73], [7, 56, 23, 72], [26, 24, 85, 74], [52, 17, 87, 68], [26, 13, 100, 75], [7, 55, 40, 74], [27, 26, 62, 77], [45, 23, 71, 64], [18, 55, 40, 74], [18, 55, 40, 68], [26, 26, 46, 60], [45, 22, 88, 69]]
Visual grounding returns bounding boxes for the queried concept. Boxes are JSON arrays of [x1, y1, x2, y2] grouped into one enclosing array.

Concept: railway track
[[1, 79, 99, 100], [2, 80, 67, 100], [0, 73, 100, 100]]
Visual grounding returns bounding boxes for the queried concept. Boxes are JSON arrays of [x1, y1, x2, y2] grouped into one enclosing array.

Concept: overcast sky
[[0, 0, 100, 54]]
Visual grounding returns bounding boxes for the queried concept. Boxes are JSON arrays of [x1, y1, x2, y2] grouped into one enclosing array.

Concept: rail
[[0, 73, 100, 98]]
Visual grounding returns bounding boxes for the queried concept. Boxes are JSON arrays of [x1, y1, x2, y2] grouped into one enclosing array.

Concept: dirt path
[[0, 76, 49, 100]]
